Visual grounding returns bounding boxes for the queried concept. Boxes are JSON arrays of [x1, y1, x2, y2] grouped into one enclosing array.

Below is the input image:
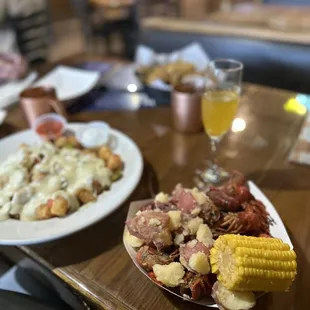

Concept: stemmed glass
[[196, 59, 243, 185]]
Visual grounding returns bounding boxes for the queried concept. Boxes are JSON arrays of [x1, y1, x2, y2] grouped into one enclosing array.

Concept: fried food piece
[[31, 171, 47, 182], [0, 175, 8, 189], [82, 149, 98, 156], [55, 135, 81, 149], [107, 154, 123, 171], [111, 170, 123, 182], [55, 136, 68, 148], [76, 188, 96, 204], [98, 145, 112, 161], [50, 196, 69, 217], [92, 180, 104, 195], [146, 66, 168, 84], [67, 136, 81, 148], [36, 203, 52, 220]]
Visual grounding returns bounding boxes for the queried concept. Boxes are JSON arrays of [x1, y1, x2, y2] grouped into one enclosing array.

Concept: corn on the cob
[[210, 235, 297, 292]]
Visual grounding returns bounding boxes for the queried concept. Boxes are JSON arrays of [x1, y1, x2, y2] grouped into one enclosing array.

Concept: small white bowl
[[77, 121, 111, 148]]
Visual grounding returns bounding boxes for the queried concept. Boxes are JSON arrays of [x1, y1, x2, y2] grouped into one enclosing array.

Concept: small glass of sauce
[[34, 113, 67, 140]]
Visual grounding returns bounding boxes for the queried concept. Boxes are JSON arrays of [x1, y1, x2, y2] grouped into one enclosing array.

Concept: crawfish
[[180, 272, 216, 300], [215, 200, 270, 236], [207, 173, 253, 212], [136, 246, 179, 271]]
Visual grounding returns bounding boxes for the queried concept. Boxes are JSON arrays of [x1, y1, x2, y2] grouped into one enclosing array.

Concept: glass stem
[[210, 137, 220, 171]]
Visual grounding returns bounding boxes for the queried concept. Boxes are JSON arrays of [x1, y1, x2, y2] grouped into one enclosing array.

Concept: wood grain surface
[[2, 83, 310, 309]]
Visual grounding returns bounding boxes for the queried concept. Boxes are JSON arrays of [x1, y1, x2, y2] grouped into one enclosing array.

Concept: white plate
[[248, 181, 293, 249], [0, 123, 143, 245], [0, 72, 38, 110], [124, 181, 293, 308], [35, 65, 100, 101]]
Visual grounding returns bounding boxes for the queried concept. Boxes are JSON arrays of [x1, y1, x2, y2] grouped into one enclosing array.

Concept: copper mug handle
[[47, 99, 67, 118]]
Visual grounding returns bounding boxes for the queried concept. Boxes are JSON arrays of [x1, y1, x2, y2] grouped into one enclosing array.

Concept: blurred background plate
[[35, 66, 100, 101]]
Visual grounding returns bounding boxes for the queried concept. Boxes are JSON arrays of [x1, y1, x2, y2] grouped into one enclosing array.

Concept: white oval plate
[[0, 123, 143, 245], [35, 66, 100, 101]]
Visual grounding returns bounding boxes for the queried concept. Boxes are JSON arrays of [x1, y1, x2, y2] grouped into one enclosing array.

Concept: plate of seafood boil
[[0, 121, 143, 245], [124, 172, 297, 310]]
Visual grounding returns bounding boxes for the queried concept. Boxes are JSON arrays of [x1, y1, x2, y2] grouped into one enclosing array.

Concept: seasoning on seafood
[[180, 272, 215, 300], [136, 246, 179, 271]]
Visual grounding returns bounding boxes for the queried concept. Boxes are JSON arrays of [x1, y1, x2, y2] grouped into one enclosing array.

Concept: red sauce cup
[[33, 113, 67, 140]]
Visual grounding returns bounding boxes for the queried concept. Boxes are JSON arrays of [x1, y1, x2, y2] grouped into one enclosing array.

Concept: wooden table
[[2, 83, 310, 309]]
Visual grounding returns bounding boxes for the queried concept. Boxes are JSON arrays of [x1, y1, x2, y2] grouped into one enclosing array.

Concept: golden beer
[[202, 90, 239, 137]]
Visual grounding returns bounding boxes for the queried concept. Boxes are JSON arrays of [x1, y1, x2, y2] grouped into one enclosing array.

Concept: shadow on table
[[28, 158, 159, 267], [283, 227, 309, 309], [246, 168, 310, 191], [0, 123, 19, 138]]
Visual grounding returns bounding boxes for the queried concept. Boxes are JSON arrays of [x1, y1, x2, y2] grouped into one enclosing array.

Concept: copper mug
[[20, 86, 67, 126], [171, 84, 203, 133]]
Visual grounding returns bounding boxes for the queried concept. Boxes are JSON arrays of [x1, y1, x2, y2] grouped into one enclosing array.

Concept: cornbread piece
[[210, 235, 297, 291], [153, 262, 185, 287]]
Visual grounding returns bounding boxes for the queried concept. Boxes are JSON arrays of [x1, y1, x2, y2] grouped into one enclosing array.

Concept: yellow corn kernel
[[210, 235, 297, 292]]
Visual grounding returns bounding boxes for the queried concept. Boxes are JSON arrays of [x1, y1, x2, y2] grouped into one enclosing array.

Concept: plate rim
[[0, 122, 143, 245]]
